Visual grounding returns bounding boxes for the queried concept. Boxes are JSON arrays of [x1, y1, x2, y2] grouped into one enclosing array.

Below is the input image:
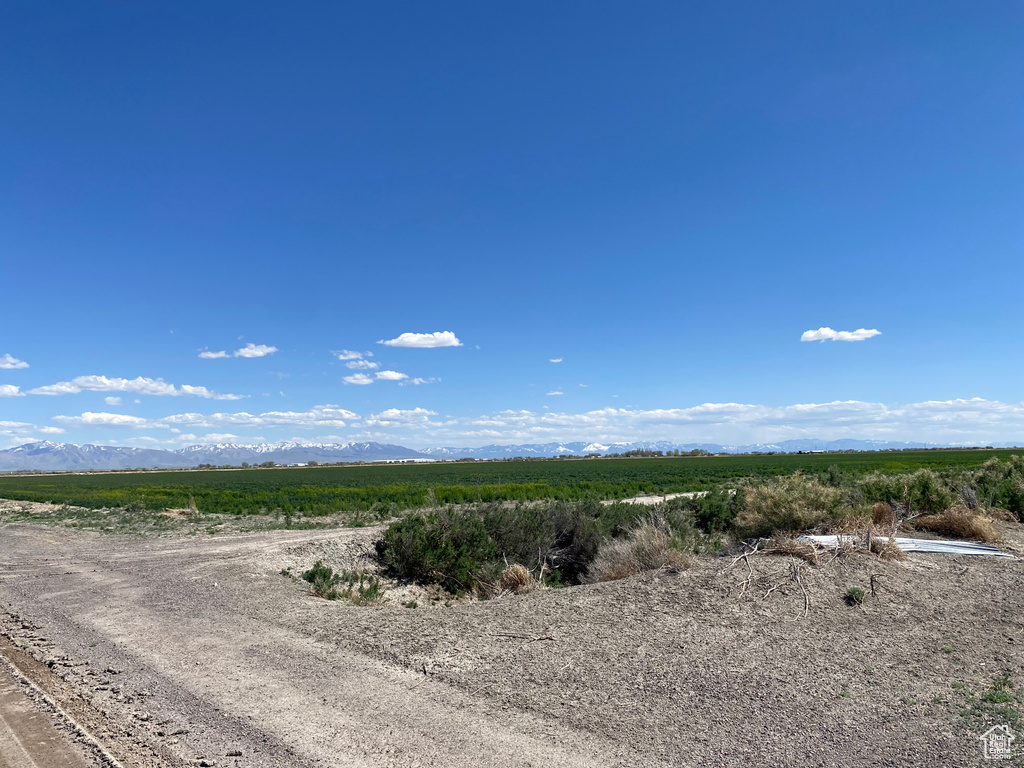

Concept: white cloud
[[343, 374, 375, 386], [104, 396, 123, 405], [28, 375, 245, 400], [233, 343, 278, 358], [0, 354, 28, 369], [346, 359, 380, 370], [363, 408, 438, 427], [547, 391, 564, 396], [387, 398, 1024, 447], [37, 397, 1024, 450], [378, 331, 462, 348], [200, 343, 278, 359], [55, 404, 360, 431], [53, 412, 151, 428], [400, 377, 438, 386], [0, 385, 23, 397], [801, 327, 881, 343], [375, 370, 409, 381], [0, 419, 65, 445], [334, 350, 372, 361], [549, 358, 563, 363]]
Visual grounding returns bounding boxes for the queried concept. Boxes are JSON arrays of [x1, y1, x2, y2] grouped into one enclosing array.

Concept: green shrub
[[301, 560, 341, 600], [860, 469, 952, 516], [335, 569, 386, 605], [380, 510, 497, 594], [300, 561, 385, 604], [970, 456, 1024, 519], [379, 500, 629, 593], [735, 474, 843, 538], [676, 488, 741, 533], [844, 586, 866, 606]]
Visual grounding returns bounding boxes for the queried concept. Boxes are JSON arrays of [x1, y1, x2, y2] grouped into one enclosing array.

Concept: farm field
[[1, 449, 1023, 766], [1, 515, 1022, 767], [0, 448, 1016, 516]]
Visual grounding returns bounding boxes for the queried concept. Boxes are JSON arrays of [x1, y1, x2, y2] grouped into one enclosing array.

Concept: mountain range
[[0, 438, 1019, 473]]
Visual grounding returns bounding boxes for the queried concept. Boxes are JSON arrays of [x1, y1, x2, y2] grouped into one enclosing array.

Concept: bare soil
[[1, 503, 1023, 767]]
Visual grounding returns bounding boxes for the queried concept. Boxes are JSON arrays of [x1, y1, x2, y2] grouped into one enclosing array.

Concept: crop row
[[0, 449, 1016, 515]]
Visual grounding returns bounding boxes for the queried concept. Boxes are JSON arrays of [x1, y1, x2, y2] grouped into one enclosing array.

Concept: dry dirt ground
[[1, 505, 1023, 767]]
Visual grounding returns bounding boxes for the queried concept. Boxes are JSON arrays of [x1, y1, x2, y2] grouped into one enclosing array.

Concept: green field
[[0, 449, 1017, 516]]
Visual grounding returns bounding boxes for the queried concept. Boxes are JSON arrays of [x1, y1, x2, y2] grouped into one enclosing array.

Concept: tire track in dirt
[[1, 525, 627, 768]]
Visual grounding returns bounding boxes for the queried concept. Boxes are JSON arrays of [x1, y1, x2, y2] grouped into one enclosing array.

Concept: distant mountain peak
[[0, 437, 1018, 472]]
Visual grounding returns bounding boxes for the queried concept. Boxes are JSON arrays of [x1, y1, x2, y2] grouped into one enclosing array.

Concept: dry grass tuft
[[499, 563, 532, 593], [828, 515, 875, 536], [589, 517, 695, 583], [872, 502, 896, 527], [766, 535, 820, 565], [914, 506, 1000, 543], [870, 536, 907, 561]]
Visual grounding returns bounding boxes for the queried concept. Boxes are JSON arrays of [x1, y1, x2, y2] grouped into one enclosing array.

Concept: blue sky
[[2, 1, 1022, 449]]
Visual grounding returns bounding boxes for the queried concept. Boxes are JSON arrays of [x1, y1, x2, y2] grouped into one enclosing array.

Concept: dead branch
[[791, 563, 809, 619], [869, 573, 886, 597], [762, 583, 783, 601], [738, 551, 754, 596]]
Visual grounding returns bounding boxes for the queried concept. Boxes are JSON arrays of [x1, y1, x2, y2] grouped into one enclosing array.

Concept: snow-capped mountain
[[0, 441, 428, 472], [0, 438, 1018, 472], [0, 441, 195, 471]]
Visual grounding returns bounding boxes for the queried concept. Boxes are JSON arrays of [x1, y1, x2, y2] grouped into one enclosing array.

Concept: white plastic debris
[[797, 534, 1013, 558]]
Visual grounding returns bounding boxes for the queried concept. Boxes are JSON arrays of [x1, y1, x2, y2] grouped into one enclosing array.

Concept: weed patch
[[587, 515, 708, 583], [914, 506, 1000, 543], [300, 561, 385, 604], [954, 674, 1024, 730]]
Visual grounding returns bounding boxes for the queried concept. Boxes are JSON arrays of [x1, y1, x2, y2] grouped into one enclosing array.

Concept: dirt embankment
[[1, 516, 1022, 767]]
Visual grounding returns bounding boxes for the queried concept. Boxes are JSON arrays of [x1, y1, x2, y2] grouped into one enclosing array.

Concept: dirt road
[[2, 520, 1023, 767]]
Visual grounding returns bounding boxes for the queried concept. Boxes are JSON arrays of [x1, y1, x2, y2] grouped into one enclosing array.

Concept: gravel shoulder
[[1, 511, 1023, 767]]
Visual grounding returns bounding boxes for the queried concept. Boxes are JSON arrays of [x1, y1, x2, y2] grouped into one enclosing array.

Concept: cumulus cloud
[[104, 396, 122, 405], [28, 376, 245, 400], [547, 391, 564, 396], [363, 407, 438, 427], [0, 420, 65, 444], [233, 343, 278, 358], [411, 399, 1024, 446], [378, 331, 462, 348], [55, 404, 359, 431], [801, 327, 881, 343], [343, 374, 375, 386], [53, 412, 151, 428], [0, 354, 29, 369], [0, 385, 23, 397], [549, 358, 563, 363], [334, 350, 372, 361], [39, 397, 1024, 451], [375, 370, 409, 381], [200, 343, 278, 359], [346, 359, 380, 370]]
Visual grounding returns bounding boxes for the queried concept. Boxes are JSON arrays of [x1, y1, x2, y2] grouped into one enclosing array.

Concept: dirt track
[[2, 519, 1023, 767]]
